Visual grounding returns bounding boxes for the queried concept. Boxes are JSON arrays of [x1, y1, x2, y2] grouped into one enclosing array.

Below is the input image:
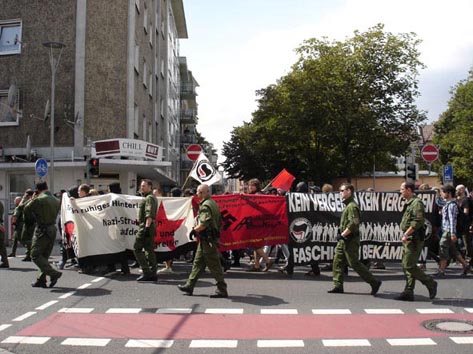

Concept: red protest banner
[[214, 194, 289, 251], [269, 168, 295, 191]]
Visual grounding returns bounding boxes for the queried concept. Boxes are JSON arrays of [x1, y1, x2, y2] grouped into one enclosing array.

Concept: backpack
[[447, 201, 467, 236]]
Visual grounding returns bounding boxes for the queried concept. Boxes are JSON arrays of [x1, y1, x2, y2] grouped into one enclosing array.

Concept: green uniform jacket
[[13, 201, 26, 231], [138, 192, 157, 226], [400, 196, 425, 232], [340, 196, 360, 237], [24, 191, 60, 225], [198, 197, 222, 241]]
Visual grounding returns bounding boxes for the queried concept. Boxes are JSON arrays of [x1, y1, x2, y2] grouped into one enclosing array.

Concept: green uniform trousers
[[402, 239, 435, 294], [21, 223, 34, 259], [0, 229, 8, 265], [133, 225, 157, 276], [186, 239, 227, 292], [333, 238, 376, 288], [10, 228, 21, 255], [31, 225, 61, 281]]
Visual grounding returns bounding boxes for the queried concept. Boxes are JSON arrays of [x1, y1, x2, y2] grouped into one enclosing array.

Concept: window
[[0, 20, 22, 55], [134, 43, 139, 73], [135, 0, 140, 13], [0, 88, 20, 126], [143, 59, 148, 87], [134, 104, 139, 137], [148, 72, 153, 97], [143, 2, 148, 33]]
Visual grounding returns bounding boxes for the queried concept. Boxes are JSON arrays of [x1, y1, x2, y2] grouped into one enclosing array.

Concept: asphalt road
[[1, 245, 473, 354]]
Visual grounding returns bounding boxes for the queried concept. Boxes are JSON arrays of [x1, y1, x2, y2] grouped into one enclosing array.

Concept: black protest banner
[[287, 191, 438, 265]]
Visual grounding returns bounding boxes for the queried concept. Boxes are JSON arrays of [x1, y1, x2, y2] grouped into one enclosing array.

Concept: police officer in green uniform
[[134, 179, 158, 282], [397, 181, 437, 301], [21, 192, 36, 262], [0, 200, 9, 268], [178, 183, 228, 298], [25, 181, 62, 288], [328, 183, 382, 295], [8, 196, 22, 257], [12, 190, 34, 261]]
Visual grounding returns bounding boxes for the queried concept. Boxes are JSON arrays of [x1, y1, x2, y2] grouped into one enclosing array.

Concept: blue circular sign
[[35, 158, 48, 178]]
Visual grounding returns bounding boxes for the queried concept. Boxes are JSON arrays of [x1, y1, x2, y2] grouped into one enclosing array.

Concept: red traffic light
[[90, 158, 99, 167], [88, 158, 100, 177]]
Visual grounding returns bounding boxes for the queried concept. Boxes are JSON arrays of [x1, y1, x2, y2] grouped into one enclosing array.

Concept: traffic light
[[88, 158, 100, 177], [405, 163, 417, 183]]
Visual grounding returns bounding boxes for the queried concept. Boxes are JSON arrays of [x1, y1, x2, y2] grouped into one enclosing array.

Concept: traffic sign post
[[35, 158, 48, 179], [443, 165, 453, 185], [186, 144, 202, 161], [421, 144, 439, 163]]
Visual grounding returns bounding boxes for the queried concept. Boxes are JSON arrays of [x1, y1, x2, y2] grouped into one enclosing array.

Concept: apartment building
[[0, 0, 188, 212]]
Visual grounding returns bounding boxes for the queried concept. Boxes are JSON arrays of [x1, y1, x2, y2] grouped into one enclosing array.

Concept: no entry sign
[[186, 144, 202, 161], [421, 144, 439, 163]]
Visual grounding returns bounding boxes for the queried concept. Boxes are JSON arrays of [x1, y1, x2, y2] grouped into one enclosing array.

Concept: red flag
[[270, 168, 295, 191]]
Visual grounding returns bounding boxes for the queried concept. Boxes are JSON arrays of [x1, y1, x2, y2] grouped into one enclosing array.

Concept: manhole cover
[[422, 319, 473, 334]]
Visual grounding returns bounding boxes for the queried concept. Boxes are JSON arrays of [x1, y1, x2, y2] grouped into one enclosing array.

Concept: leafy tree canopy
[[222, 24, 426, 184], [433, 69, 473, 186]]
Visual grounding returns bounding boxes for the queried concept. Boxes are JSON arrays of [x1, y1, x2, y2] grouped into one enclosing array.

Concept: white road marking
[[205, 308, 244, 314], [58, 308, 94, 313], [77, 283, 92, 289], [1, 336, 50, 344], [106, 308, 141, 314], [323, 339, 371, 347], [0, 324, 12, 331], [261, 309, 298, 314], [312, 309, 352, 314], [387, 338, 437, 346], [416, 308, 454, 314], [58, 291, 76, 299], [61, 338, 111, 346], [189, 340, 238, 348], [156, 308, 193, 314], [125, 339, 174, 348], [35, 300, 59, 310], [365, 309, 404, 314], [12, 312, 36, 321], [257, 340, 304, 347], [92, 277, 105, 283], [450, 337, 473, 344], [465, 308, 473, 313]]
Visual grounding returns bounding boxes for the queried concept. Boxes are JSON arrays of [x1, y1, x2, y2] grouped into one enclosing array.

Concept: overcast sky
[[180, 0, 473, 161]]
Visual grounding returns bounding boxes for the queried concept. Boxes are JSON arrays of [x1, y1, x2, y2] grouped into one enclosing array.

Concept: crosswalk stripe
[[261, 309, 298, 314], [156, 308, 193, 314], [106, 308, 141, 313], [91, 277, 105, 283], [35, 301, 59, 310], [189, 340, 238, 348], [365, 309, 404, 314], [205, 308, 244, 314], [312, 309, 351, 314], [12, 312, 36, 321], [58, 308, 94, 313], [387, 338, 437, 346], [125, 339, 174, 348], [1, 336, 50, 344], [323, 339, 371, 347], [0, 324, 12, 332], [58, 291, 75, 299], [257, 340, 304, 347], [450, 337, 473, 344], [61, 338, 111, 346], [77, 283, 92, 289], [416, 308, 454, 314]]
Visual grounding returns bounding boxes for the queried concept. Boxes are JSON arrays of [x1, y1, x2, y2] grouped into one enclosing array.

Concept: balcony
[[180, 108, 197, 124], [180, 83, 196, 96], [181, 135, 197, 144]]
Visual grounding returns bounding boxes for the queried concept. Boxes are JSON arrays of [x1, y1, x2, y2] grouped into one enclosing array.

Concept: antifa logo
[[221, 209, 237, 231], [196, 160, 216, 182], [289, 217, 311, 243]]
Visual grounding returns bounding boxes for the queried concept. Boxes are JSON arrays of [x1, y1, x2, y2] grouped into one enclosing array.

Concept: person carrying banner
[[435, 184, 470, 277], [328, 183, 382, 295], [178, 183, 228, 298], [25, 181, 62, 287], [134, 179, 158, 282], [396, 181, 437, 301], [0, 200, 9, 268]]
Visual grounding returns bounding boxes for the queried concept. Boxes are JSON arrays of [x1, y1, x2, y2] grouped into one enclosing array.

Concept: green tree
[[222, 24, 426, 184], [433, 69, 473, 186]]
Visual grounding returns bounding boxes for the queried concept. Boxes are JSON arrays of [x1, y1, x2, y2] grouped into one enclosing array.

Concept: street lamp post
[[43, 41, 65, 194]]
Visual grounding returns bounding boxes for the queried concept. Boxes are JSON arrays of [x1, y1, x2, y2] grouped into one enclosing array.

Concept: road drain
[[422, 319, 473, 334]]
